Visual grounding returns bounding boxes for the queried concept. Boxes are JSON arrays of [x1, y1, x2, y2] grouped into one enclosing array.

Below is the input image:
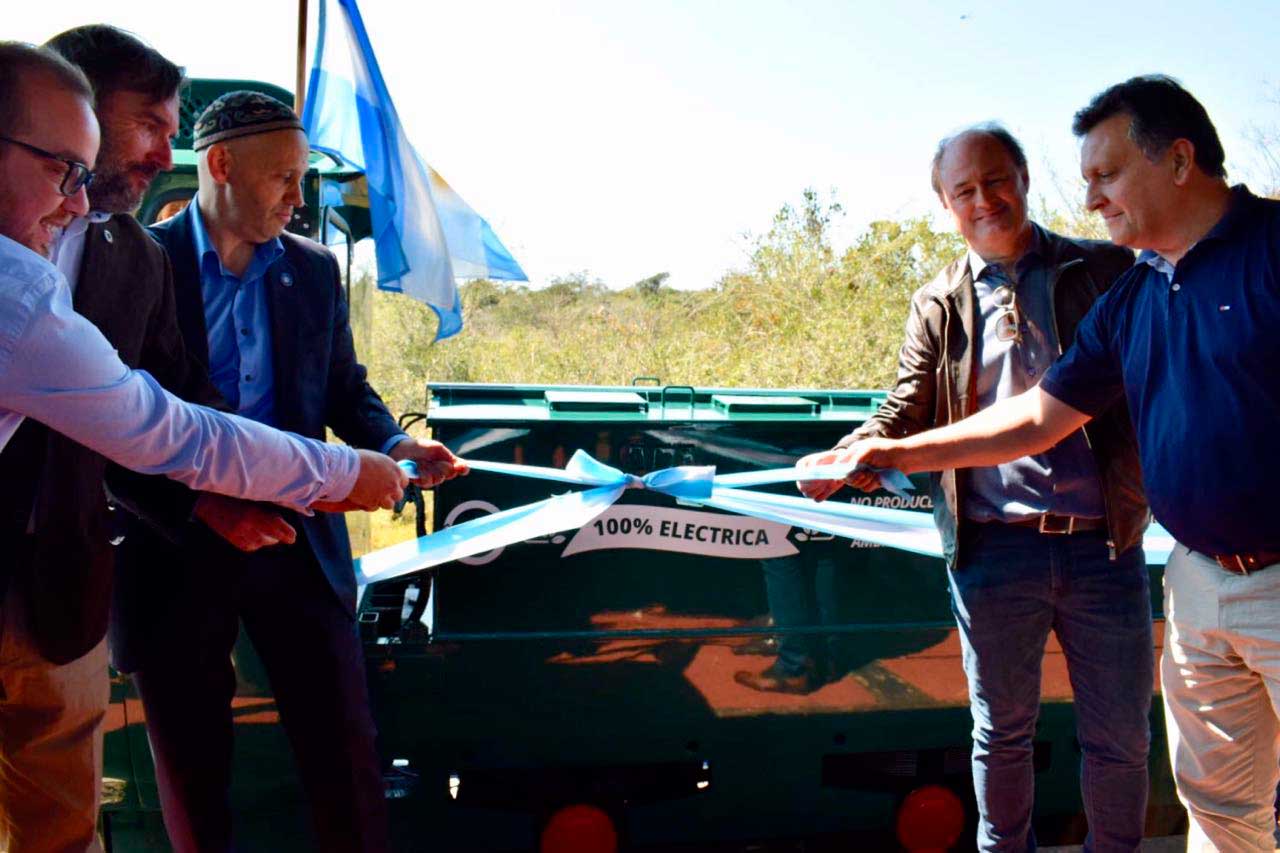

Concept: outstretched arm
[[848, 385, 1090, 475], [1, 277, 405, 512]]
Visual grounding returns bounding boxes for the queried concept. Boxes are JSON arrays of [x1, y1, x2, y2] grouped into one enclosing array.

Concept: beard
[[86, 134, 161, 215]]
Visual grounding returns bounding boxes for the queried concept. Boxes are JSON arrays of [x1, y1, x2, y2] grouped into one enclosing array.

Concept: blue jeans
[[949, 524, 1152, 853]]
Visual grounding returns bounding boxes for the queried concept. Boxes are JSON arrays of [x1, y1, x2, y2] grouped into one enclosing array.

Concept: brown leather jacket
[[836, 225, 1149, 568]]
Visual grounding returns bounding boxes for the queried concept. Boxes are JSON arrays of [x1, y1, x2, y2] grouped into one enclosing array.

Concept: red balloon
[[540, 803, 618, 853]]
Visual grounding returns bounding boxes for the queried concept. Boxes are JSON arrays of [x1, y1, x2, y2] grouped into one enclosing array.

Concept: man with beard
[[0, 27, 366, 851]]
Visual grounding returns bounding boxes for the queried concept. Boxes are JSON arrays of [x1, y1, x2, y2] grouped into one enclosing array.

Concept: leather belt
[[1212, 550, 1280, 575], [1000, 514, 1106, 535]]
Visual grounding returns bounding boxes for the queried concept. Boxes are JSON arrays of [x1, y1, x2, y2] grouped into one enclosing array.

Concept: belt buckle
[[1038, 514, 1074, 535]]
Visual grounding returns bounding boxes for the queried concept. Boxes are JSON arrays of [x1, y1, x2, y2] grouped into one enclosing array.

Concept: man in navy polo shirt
[[818, 75, 1280, 850]]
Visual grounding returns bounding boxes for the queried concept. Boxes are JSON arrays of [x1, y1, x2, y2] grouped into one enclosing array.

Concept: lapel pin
[[103, 229, 113, 244], [280, 272, 294, 287]]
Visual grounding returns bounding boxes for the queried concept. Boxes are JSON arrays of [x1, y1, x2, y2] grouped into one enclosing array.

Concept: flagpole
[[295, 0, 309, 116]]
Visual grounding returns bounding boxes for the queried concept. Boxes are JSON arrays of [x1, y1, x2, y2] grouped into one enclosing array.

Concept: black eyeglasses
[[992, 285, 1022, 344], [0, 135, 95, 196]]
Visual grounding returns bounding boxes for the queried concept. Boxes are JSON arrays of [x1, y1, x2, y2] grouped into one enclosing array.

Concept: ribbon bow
[[359, 450, 927, 585]]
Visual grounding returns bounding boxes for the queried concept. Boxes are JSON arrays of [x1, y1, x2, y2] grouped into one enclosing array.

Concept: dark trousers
[[131, 545, 389, 853], [761, 552, 839, 678]]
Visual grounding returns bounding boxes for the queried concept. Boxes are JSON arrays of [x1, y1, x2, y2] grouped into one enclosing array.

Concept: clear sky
[[13, 1, 1279, 289]]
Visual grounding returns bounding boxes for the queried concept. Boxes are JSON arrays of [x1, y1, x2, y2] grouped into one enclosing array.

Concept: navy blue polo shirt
[[1041, 186, 1280, 555]]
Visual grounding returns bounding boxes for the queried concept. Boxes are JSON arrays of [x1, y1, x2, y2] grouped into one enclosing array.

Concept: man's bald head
[[930, 123, 1033, 264], [930, 124, 1028, 200], [197, 127, 309, 246]]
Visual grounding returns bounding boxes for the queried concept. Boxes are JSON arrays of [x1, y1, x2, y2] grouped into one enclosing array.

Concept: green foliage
[[360, 188, 964, 414], [1029, 159, 1110, 242]]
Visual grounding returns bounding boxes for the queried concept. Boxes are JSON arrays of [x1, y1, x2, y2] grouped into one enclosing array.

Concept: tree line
[[358, 174, 1269, 416]]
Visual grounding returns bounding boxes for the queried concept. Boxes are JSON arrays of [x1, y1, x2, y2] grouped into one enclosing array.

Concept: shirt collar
[[1138, 250, 1175, 281], [967, 222, 1043, 284], [189, 193, 285, 281], [59, 210, 111, 243], [189, 194, 217, 273]]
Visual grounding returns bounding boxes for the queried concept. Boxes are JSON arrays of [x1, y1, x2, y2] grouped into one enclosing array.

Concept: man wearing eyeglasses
[[797, 125, 1148, 851], [0, 39, 410, 852], [0, 26, 216, 851]]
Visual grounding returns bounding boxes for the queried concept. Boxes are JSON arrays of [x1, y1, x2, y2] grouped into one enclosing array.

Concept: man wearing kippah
[[110, 90, 463, 853]]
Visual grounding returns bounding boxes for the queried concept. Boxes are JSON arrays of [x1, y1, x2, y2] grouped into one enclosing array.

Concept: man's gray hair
[[0, 41, 94, 135], [930, 122, 1028, 198]]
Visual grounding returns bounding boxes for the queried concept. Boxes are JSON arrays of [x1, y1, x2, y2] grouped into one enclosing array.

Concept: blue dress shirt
[[1042, 186, 1280, 554], [190, 198, 282, 426], [965, 227, 1105, 522], [0, 233, 357, 510], [188, 198, 408, 454]]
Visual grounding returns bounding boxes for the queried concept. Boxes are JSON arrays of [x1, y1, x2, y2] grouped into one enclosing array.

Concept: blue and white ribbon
[[361, 452, 1173, 584], [360, 451, 921, 584]]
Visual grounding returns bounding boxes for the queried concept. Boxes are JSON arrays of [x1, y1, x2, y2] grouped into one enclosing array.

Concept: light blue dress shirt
[[1139, 250, 1177, 281], [0, 233, 358, 510], [964, 227, 1105, 522]]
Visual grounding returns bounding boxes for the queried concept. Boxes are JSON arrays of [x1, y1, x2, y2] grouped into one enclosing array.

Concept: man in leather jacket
[[800, 124, 1150, 852]]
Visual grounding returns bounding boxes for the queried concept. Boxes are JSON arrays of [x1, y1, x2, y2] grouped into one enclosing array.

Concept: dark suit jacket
[[110, 205, 402, 672], [0, 215, 219, 665]]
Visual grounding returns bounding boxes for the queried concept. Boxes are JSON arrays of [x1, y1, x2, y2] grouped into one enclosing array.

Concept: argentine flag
[[302, 0, 526, 340]]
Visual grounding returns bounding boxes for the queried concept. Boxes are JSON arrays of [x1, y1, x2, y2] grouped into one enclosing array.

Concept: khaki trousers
[[1162, 545, 1280, 853], [0, 590, 107, 853]]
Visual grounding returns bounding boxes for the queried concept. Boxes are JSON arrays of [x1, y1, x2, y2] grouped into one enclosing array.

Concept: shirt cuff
[[311, 444, 361, 510], [380, 433, 413, 455]]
